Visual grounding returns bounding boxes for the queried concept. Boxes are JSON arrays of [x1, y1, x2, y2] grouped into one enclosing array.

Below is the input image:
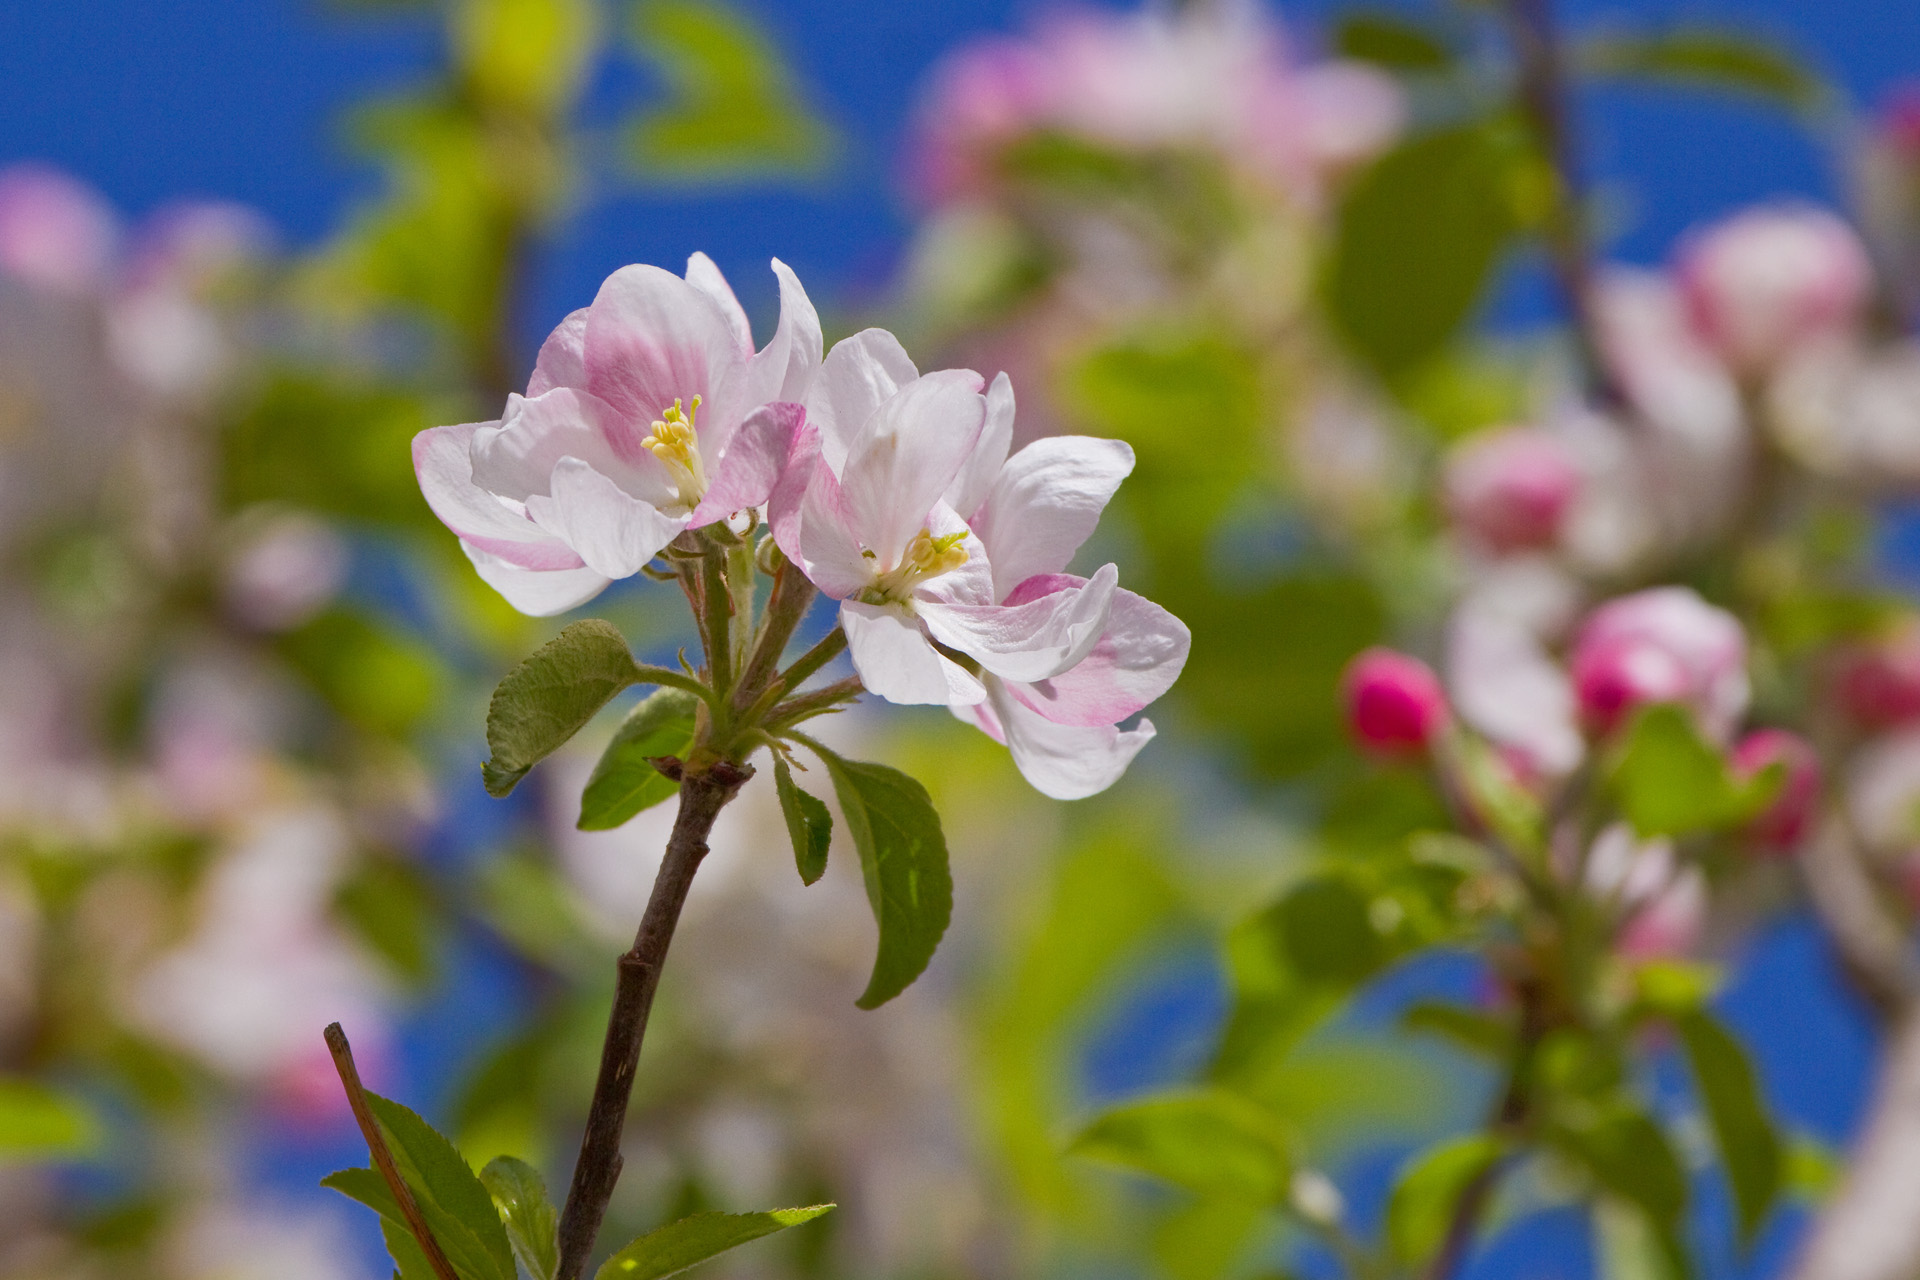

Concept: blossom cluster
[[416, 255, 1189, 799]]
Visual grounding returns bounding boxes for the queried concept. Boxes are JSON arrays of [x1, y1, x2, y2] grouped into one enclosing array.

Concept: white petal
[[795, 466, 876, 600], [702, 258, 824, 458], [413, 422, 585, 570], [839, 368, 986, 570], [841, 601, 985, 706], [525, 458, 688, 579], [987, 679, 1156, 800], [918, 562, 1117, 683], [683, 252, 753, 355], [974, 435, 1134, 600], [463, 543, 611, 617], [944, 370, 1015, 520], [527, 307, 589, 395], [470, 387, 668, 506], [805, 328, 919, 473], [1001, 578, 1191, 726]]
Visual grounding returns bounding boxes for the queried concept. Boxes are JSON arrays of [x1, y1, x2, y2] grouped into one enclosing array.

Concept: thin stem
[[1497, 0, 1624, 411], [633, 663, 720, 705], [325, 1023, 462, 1280], [726, 536, 758, 679], [552, 762, 754, 1280], [778, 627, 848, 691], [766, 675, 865, 732], [734, 561, 818, 713], [698, 548, 734, 698]]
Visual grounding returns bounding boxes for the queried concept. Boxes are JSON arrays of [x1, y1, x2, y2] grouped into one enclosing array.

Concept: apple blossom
[[1768, 339, 1920, 488], [414, 253, 821, 615], [1834, 629, 1920, 727], [0, 164, 117, 295], [1343, 648, 1448, 755], [1676, 204, 1874, 378], [1445, 561, 1585, 775], [1569, 587, 1749, 740], [1732, 728, 1821, 854], [1444, 427, 1582, 554]]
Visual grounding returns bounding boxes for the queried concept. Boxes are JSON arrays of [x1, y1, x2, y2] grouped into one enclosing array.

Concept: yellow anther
[[866, 526, 970, 604], [640, 395, 707, 509]]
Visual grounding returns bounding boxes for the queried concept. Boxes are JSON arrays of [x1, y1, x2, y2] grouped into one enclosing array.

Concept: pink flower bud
[[1834, 631, 1920, 728], [1569, 587, 1750, 740], [1444, 428, 1582, 553], [1731, 729, 1822, 854], [0, 164, 118, 295], [1676, 205, 1874, 377], [1343, 648, 1448, 754]]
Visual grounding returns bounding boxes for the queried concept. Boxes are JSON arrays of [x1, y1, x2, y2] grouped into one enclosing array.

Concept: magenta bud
[[1343, 648, 1448, 755], [1569, 588, 1750, 740], [1834, 634, 1920, 728], [1444, 428, 1582, 553], [1731, 729, 1821, 854], [1570, 635, 1691, 734]]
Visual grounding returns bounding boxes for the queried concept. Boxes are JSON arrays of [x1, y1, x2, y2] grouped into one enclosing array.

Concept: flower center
[[641, 396, 707, 510], [863, 527, 969, 605]]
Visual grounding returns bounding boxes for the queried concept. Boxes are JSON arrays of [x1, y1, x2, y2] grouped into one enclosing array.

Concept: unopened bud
[[1834, 631, 1920, 728], [1444, 428, 1581, 554], [1569, 588, 1749, 740], [1343, 648, 1448, 755], [755, 531, 786, 576], [1730, 729, 1821, 854]]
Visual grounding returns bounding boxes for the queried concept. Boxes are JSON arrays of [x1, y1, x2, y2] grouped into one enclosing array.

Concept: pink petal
[[462, 544, 611, 617], [527, 308, 588, 395], [583, 264, 742, 434], [470, 388, 667, 505], [805, 328, 919, 473], [918, 562, 1118, 683], [412, 422, 586, 571], [767, 413, 820, 564], [841, 601, 986, 706], [700, 258, 823, 459], [1000, 576, 1191, 726], [838, 368, 987, 570], [689, 401, 808, 527], [794, 465, 876, 600], [683, 251, 753, 356], [525, 458, 689, 578], [944, 370, 1016, 520], [973, 435, 1134, 599]]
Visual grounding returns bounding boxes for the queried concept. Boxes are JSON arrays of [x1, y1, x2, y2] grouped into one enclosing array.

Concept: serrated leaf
[[578, 688, 698, 829], [1386, 1133, 1505, 1265], [0, 1077, 101, 1160], [1612, 705, 1781, 838], [811, 746, 953, 1009], [1325, 121, 1527, 382], [1072, 1090, 1294, 1203], [594, 1205, 835, 1280], [773, 756, 831, 885], [1676, 1013, 1781, 1245], [481, 1156, 560, 1280], [323, 1167, 440, 1280], [347, 1094, 516, 1280], [484, 620, 642, 797], [1579, 28, 1826, 112]]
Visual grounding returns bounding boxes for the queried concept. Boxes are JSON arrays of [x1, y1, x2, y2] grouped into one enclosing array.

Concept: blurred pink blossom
[[1834, 629, 1920, 728], [1731, 728, 1821, 854], [1569, 587, 1749, 741], [0, 164, 118, 295], [1445, 427, 1582, 554]]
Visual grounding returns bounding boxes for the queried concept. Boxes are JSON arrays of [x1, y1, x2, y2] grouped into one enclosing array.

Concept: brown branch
[[325, 1023, 463, 1280], [1801, 817, 1918, 1021], [552, 761, 754, 1280]]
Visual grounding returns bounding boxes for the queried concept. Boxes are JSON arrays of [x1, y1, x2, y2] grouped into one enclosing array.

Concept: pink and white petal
[[470, 388, 667, 504], [525, 458, 688, 579], [945, 370, 1015, 521], [795, 466, 877, 600], [683, 252, 753, 356], [840, 369, 987, 569], [414, 422, 583, 569], [841, 601, 986, 706], [1002, 578, 1191, 726], [701, 258, 823, 457], [989, 680, 1156, 800], [583, 263, 741, 431], [463, 543, 611, 618], [527, 308, 589, 395], [918, 562, 1117, 683], [805, 328, 919, 473], [690, 401, 808, 527], [767, 413, 820, 564], [974, 435, 1135, 599]]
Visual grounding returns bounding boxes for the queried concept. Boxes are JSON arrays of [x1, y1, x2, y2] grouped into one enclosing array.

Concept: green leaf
[[1386, 1134, 1505, 1265], [810, 745, 953, 1009], [481, 1156, 560, 1280], [1632, 961, 1724, 1018], [1676, 1013, 1782, 1245], [325, 1095, 517, 1280], [1273, 876, 1384, 985], [773, 756, 832, 885], [1401, 1001, 1514, 1060], [1578, 28, 1827, 113], [577, 688, 698, 829], [0, 1077, 101, 1161], [626, 0, 835, 182], [1324, 121, 1529, 382], [281, 609, 444, 738], [485, 620, 643, 797], [1071, 1090, 1294, 1203], [1611, 705, 1781, 838], [1594, 1196, 1689, 1280], [594, 1205, 835, 1280], [1334, 12, 1453, 70], [1553, 1104, 1688, 1229], [334, 857, 440, 986]]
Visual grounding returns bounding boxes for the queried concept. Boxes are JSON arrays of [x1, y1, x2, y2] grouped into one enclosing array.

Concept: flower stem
[[552, 761, 754, 1280], [778, 627, 848, 691], [734, 560, 817, 715]]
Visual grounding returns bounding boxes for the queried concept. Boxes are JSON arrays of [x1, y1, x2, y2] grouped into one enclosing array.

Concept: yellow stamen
[[640, 395, 707, 509], [865, 526, 970, 604]]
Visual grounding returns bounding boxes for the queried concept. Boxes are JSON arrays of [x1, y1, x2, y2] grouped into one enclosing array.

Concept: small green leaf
[[1274, 876, 1384, 985], [578, 688, 698, 829], [809, 745, 953, 1009], [0, 1077, 101, 1161], [594, 1205, 835, 1280], [1553, 1104, 1688, 1229], [773, 756, 832, 885], [1579, 28, 1827, 113], [1676, 1012, 1782, 1245], [481, 1156, 560, 1280], [1612, 705, 1781, 838], [1633, 961, 1724, 1017], [328, 1095, 518, 1280], [1386, 1134, 1505, 1265], [485, 620, 643, 797], [1071, 1090, 1294, 1203]]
